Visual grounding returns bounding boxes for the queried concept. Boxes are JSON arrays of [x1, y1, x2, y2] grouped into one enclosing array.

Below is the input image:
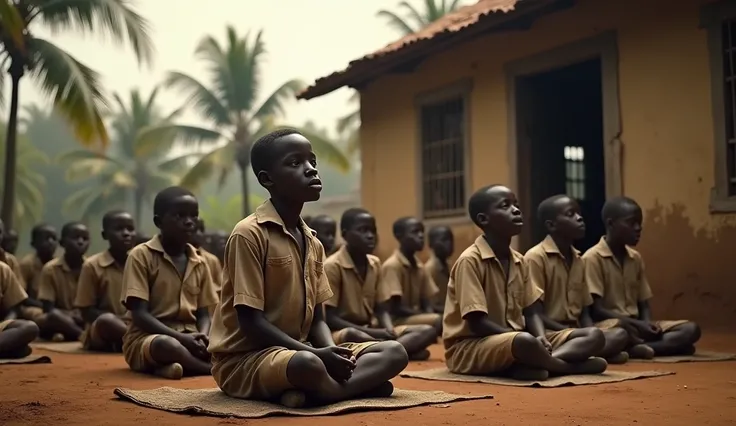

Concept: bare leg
[[600, 328, 630, 359], [645, 322, 701, 356], [285, 340, 408, 405], [551, 328, 605, 363], [149, 336, 211, 376], [511, 333, 607, 376], [396, 324, 436, 359], [93, 313, 127, 351], [45, 310, 83, 341], [340, 328, 375, 343], [0, 320, 39, 357]]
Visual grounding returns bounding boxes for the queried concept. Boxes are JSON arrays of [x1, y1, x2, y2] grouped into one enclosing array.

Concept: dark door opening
[[515, 58, 606, 251]]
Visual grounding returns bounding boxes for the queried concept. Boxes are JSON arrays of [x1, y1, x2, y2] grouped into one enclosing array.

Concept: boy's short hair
[[392, 216, 416, 239], [311, 214, 335, 226], [102, 210, 130, 230], [601, 196, 640, 222], [61, 221, 86, 239], [153, 186, 195, 217], [31, 223, 54, 241], [428, 226, 451, 245], [537, 194, 570, 224], [468, 184, 503, 227], [340, 208, 370, 233], [250, 128, 303, 178]]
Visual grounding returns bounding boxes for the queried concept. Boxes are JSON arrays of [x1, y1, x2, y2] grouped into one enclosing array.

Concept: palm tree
[[58, 88, 192, 224], [0, 0, 154, 229], [141, 26, 350, 216], [377, 0, 465, 35], [0, 124, 48, 230]]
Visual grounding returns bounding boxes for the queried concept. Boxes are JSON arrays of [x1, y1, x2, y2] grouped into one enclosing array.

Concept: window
[[564, 146, 586, 201], [419, 96, 467, 219], [703, 0, 736, 211]]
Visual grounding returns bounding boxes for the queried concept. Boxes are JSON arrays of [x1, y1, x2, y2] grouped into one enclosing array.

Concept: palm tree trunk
[[1, 69, 22, 229], [239, 163, 251, 217], [134, 187, 144, 227]]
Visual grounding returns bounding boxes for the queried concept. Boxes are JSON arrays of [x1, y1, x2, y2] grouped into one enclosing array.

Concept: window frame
[[414, 79, 473, 223], [703, 0, 736, 212]]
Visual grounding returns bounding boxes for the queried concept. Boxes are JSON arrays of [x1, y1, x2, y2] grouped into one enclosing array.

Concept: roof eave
[[298, 0, 570, 100]]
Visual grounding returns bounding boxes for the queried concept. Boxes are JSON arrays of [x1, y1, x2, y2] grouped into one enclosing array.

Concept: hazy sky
[[17, 0, 443, 138]]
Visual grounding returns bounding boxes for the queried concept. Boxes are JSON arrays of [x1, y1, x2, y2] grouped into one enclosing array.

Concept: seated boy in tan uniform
[[525, 195, 629, 364], [310, 214, 338, 256], [208, 129, 408, 408], [37, 222, 89, 342], [1, 227, 18, 255], [380, 217, 442, 333], [325, 208, 437, 361], [0, 262, 39, 358], [424, 226, 453, 314], [75, 211, 135, 352], [19, 224, 58, 323], [584, 196, 701, 358], [0, 219, 23, 284], [443, 185, 607, 380], [122, 187, 218, 380]]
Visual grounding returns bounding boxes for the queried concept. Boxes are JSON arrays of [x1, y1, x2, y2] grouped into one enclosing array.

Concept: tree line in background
[[0, 0, 465, 246]]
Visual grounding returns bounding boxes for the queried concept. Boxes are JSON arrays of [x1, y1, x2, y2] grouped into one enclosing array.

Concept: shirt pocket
[[265, 255, 294, 285]]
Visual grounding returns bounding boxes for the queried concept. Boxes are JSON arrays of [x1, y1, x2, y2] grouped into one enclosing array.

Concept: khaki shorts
[[392, 313, 441, 327], [331, 325, 413, 345], [0, 319, 15, 332], [81, 317, 126, 352], [20, 306, 44, 322], [594, 319, 623, 330], [212, 341, 379, 400], [545, 328, 577, 350], [445, 332, 521, 375], [123, 333, 169, 372]]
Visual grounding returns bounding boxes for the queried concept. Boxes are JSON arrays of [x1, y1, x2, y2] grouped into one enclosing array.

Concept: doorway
[[515, 58, 606, 251]]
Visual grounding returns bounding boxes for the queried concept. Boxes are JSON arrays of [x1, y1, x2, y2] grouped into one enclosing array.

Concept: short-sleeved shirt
[[380, 250, 439, 310], [582, 237, 653, 317], [19, 253, 45, 293], [198, 248, 223, 291], [122, 236, 218, 336], [74, 251, 127, 317], [208, 199, 333, 355], [0, 262, 28, 317], [37, 256, 85, 310], [525, 235, 593, 323], [424, 255, 450, 304], [442, 236, 543, 348], [324, 244, 388, 326], [1, 251, 25, 288]]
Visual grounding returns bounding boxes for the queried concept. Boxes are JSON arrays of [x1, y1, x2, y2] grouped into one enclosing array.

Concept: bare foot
[[408, 349, 430, 361], [628, 344, 655, 359], [154, 363, 183, 380], [606, 351, 630, 365], [507, 365, 549, 381]]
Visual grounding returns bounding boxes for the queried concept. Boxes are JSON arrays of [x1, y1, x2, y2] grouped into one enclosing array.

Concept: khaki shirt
[[443, 236, 543, 348], [38, 256, 85, 310], [19, 253, 44, 294], [582, 237, 653, 317], [122, 236, 218, 336], [0, 262, 28, 316], [208, 200, 333, 354], [198, 248, 223, 291], [324, 244, 388, 326], [424, 255, 450, 305], [380, 250, 439, 310], [74, 251, 127, 317], [525, 235, 592, 323]]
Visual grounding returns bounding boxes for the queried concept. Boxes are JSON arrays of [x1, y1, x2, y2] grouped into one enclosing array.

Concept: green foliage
[[377, 0, 465, 36], [199, 193, 264, 231]]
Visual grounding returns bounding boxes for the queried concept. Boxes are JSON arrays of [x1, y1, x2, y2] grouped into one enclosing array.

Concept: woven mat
[[631, 350, 736, 363], [31, 341, 110, 354], [114, 387, 493, 418], [400, 368, 674, 387], [0, 354, 51, 364]]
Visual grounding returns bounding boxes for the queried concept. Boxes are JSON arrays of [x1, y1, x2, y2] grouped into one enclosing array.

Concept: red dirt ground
[[1, 332, 735, 426]]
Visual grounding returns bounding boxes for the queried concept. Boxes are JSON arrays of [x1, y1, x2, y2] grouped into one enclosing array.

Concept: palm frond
[[336, 108, 360, 135], [401, 1, 429, 27], [179, 144, 235, 191], [135, 123, 224, 156], [28, 37, 109, 147], [252, 79, 305, 120], [376, 10, 417, 35], [30, 0, 154, 66], [165, 71, 230, 125], [0, 2, 26, 52]]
